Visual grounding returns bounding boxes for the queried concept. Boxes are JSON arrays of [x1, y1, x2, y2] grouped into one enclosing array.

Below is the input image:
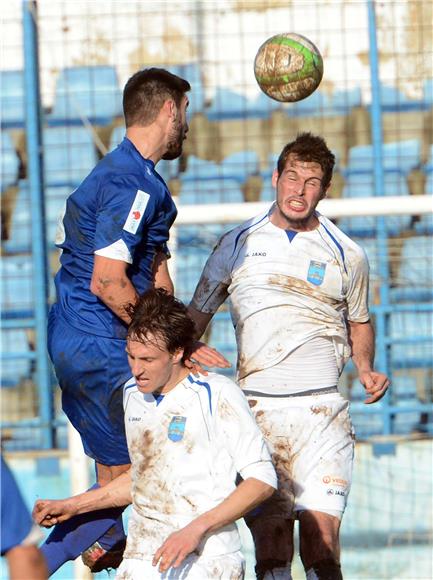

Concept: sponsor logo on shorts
[[322, 475, 347, 487], [307, 260, 326, 286], [168, 415, 187, 442]]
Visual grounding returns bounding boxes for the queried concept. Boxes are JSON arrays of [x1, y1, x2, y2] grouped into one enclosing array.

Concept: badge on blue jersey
[[307, 260, 327, 286], [168, 416, 187, 442]]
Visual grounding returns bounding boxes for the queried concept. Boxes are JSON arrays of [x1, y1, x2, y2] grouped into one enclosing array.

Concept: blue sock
[[40, 483, 126, 575]]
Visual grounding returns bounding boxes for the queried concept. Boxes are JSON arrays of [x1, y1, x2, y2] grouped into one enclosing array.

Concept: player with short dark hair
[[34, 289, 277, 579], [188, 132, 390, 580], [40, 67, 229, 576]]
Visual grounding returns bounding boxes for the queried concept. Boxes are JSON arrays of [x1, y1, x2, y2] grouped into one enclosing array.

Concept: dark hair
[[126, 288, 196, 361], [277, 132, 335, 189], [123, 67, 191, 127]]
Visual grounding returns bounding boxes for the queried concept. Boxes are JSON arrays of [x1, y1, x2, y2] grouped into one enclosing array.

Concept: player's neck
[[126, 126, 166, 164], [158, 364, 191, 395]]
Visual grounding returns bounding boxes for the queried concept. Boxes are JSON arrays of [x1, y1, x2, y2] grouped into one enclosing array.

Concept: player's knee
[[255, 559, 292, 580], [305, 558, 343, 580]]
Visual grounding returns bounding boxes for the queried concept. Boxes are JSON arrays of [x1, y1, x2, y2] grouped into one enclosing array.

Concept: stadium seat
[[221, 151, 260, 183], [205, 87, 250, 121], [343, 140, 421, 177], [1, 329, 32, 387], [338, 173, 412, 236], [389, 310, 433, 369], [392, 236, 433, 302], [49, 65, 122, 125], [1, 131, 20, 192], [376, 84, 428, 112], [167, 63, 205, 116], [1, 254, 34, 319], [288, 86, 361, 118], [179, 177, 244, 205], [423, 78, 433, 107], [3, 181, 32, 253], [0, 70, 25, 128], [175, 246, 210, 303], [415, 146, 433, 233], [43, 126, 98, 187]]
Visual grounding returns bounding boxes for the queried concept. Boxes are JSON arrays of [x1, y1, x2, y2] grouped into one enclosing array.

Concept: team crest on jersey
[[168, 416, 187, 442], [307, 260, 327, 286], [123, 190, 150, 234]]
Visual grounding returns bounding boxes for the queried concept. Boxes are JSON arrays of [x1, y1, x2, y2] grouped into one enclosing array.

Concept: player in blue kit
[[1, 456, 47, 579], [41, 68, 228, 575]]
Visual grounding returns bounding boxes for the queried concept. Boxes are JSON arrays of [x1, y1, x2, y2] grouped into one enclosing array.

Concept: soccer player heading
[[34, 289, 277, 579], [42, 67, 227, 575], [188, 132, 390, 580]]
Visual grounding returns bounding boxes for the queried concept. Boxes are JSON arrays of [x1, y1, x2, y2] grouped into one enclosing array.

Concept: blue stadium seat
[[3, 181, 32, 253], [288, 86, 361, 118], [1, 131, 20, 192], [338, 173, 412, 236], [49, 66, 122, 125], [179, 177, 244, 204], [343, 140, 421, 177], [415, 146, 433, 233], [376, 84, 428, 112], [1, 254, 34, 319], [221, 151, 260, 183], [0, 70, 25, 128], [392, 236, 433, 302], [175, 246, 210, 303], [1, 329, 32, 387], [389, 310, 433, 369], [205, 87, 250, 121], [167, 63, 205, 116], [43, 126, 98, 187]]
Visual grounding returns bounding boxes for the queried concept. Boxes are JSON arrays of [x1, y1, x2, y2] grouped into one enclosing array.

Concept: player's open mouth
[[288, 199, 306, 211]]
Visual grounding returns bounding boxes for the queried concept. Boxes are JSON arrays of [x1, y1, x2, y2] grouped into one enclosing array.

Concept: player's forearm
[[189, 478, 274, 536], [74, 470, 132, 514], [348, 320, 375, 372], [91, 276, 138, 323], [187, 306, 213, 339]]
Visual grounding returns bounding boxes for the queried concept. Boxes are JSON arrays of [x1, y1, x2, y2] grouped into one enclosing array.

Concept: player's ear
[[271, 169, 279, 188], [321, 183, 330, 200], [172, 348, 184, 364]]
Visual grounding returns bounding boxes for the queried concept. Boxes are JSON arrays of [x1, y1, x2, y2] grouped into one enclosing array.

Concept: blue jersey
[[53, 138, 177, 339]]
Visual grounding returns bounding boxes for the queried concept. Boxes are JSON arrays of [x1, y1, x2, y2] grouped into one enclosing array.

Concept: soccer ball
[[254, 33, 324, 103]]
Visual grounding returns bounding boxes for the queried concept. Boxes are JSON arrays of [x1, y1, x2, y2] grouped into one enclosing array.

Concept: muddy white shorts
[[245, 391, 355, 519], [115, 550, 245, 579]]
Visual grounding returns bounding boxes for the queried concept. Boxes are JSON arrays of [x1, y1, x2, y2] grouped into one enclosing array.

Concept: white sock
[[263, 564, 292, 579]]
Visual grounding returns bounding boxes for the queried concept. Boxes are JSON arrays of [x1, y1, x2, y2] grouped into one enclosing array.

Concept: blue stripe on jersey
[[187, 374, 212, 414], [321, 223, 347, 273], [230, 213, 269, 259], [285, 230, 298, 242], [153, 393, 164, 406], [124, 382, 137, 392]]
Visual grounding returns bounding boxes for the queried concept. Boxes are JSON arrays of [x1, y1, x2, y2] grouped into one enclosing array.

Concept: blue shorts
[[48, 309, 131, 465]]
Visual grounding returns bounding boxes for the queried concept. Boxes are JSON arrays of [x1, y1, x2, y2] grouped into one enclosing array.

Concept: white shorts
[[116, 551, 245, 579], [246, 392, 355, 519]]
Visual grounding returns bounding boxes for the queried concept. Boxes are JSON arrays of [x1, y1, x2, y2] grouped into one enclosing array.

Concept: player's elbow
[[261, 482, 276, 501]]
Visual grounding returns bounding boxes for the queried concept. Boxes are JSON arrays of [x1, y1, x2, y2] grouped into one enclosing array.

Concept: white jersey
[[122, 371, 276, 561], [190, 206, 370, 389]]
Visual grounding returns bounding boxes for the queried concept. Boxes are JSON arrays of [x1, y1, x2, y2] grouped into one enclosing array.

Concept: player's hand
[[185, 341, 231, 376], [359, 370, 390, 404], [152, 521, 205, 573], [32, 498, 79, 527]]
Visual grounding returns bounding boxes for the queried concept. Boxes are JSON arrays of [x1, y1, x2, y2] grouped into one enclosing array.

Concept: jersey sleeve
[[94, 176, 159, 264], [214, 381, 277, 489], [0, 457, 43, 555], [190, 233, 233, 314], [346, 246, 370, 322]]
